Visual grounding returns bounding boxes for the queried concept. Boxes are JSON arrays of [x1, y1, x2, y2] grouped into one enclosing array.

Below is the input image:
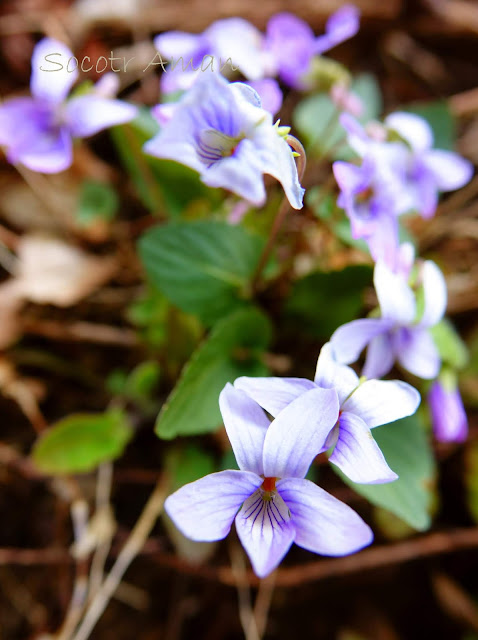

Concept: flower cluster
[[0, 8, 472, 579]]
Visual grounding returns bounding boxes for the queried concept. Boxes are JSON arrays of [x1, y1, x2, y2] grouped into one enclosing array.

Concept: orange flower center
[[261, 477, 277, 492]]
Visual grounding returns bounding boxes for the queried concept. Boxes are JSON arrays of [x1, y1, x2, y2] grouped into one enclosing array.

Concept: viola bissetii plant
[[0, 3, 477, 639]]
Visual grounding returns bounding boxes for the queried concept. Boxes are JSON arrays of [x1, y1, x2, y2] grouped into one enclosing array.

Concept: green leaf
[[32, 411, 133, 474], [465, 440, 478, 524], [403, 101, 455, 151], [165, 444, 216, 491], [284, 265, 372, 338], [139, 220, 265, 326], [76, 180, 118, 226], [155, 307, 272, 439], [293, 73, 382, 157], [431, 319, 469, 370], [338, 415, 436, 531]]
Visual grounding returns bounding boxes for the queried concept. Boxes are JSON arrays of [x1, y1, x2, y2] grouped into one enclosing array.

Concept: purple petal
[[366, 213, 400, 267], [418, 260, 447, 327], [235, 489, 295, 577], [423, 149, 473, 192], [234, 376, 315, 417], [219, 383, 270, 475], [314, 5, 360, 55], [0, 98, 49, 147], [343, 379, 421, 428], [65, 96, 137, 138], [164, 470, 262, 542], [329, 412, 398, 484], [207, 18, 266, 81], [30, 38, 78, 103], [385, 112, 433, 153], [362, 331, 396, 379], [374, 261, 416, 325], [11, 126, 73, 173], [154, 31, 204, 60], [265, 13, 315, 88], [246, 79, 283, 115], [333, 160, 366, 194], [395, 327, 441, 379], [415, 168, 439, 219], [429, 379, 468, 443], [263, 387, 339, 479], [314, 342, 359, 404], [331, 318, 391, 366], [278, 477, 373, 555]]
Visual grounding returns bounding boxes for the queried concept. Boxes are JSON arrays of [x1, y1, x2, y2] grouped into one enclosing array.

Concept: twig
[[88, 463, 114, 598], [253, 570, 276, 638], [22, 320, 139, 347], [229, 542, 260, 640], [70, 475, 168, 640]]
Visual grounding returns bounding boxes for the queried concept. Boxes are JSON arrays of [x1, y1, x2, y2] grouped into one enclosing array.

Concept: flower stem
[[251, 136, 306, 293]]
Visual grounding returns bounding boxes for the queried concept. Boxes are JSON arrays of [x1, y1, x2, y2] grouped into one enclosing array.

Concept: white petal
[[374, 261, 416, 325], [419, 260, 447, 327], [234, 376, 315, 417], [219, 383, 270, 475], [423, 150, 473, 192], [314, 342, 359, 404], [31, 38, 78, 103], [343, 379, 420, 428], [385, 112, 433, 153]]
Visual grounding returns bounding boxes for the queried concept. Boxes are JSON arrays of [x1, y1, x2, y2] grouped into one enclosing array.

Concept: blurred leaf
[[404, 101, 455, 151], [338, 414, 436, 531], [111, 108, 216, 216], [139, 220, 264, 326], [294, 73, 382, 157], [32, 411, 132, 474], [285, 265, 372, 338], [165, 444, 216, 490], [431, 319, 469, 370], [76, 180, 118, 226], [156, 307, 272, 439]]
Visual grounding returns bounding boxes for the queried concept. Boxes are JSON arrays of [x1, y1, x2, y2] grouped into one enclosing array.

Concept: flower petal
[[395, 327, 441, 379], [154, 31, 204, 60], [31, 38, 78, 103], [278, 477, 373, 555], [235, 489, 295, 577], [331, 318, 391, 365], [343, 379, 420, 428], [314, 4, 360, 55], [314, 342, 359, 404], [164, 470, 262, 542], [418, 260, 447, 327], [374, 261, 416, 325], [385, 112, 433, 153], [329, 412, 398, 484], [423, 149, 473, 192], [429, 379, 468, 443], [207, 18, 266, 81], [65, 96, 138, 138], [263, 387, 339, 479], [11, 126, 72, 173], [234, 376, 316, 417], [362, 331, 396, 379], [219, 383, 270, 475], [246, 79, 283, 115]]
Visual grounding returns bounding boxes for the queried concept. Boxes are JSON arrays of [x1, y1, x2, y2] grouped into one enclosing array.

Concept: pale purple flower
[[384, 112, 473, 219], [165, 383, 373, 578], [265, 6, 360, 89], [330, 83, 364, 117], [144, 73, 304, 208], [155, 18, 275, 94], [235, 343, 420, 484], [429, 376, 468, 443], [0, 38, 137, 173], [331, 253, 447, 380]]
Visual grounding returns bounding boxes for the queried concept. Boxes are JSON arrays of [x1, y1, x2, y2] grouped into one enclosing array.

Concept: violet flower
[[330, 251, 447, 380], [428, 374, 468, 443], [144, 73, 304, 208], [384, 112, 473, 219], [265, 6, 360, 89], [155, 18, 275, 94], [235, 343, 420, 484], [0, 38, 137, 173], [165, 384, 373, 578]]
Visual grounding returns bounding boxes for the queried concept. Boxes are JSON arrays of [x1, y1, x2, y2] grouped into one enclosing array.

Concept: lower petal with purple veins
[[235, 487, 295, 578]]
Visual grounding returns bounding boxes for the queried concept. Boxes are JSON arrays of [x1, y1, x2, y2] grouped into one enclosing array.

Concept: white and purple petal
[[235, 489, 295, 577], [331, 318, 392, 366], [219, 383, 270, 475], [65, 96, 138, 138], [423, 149, 473, 192], [418, 260, 447, 328], [233, 376, 315, 417], [30, 38, 78, 104], [343, 379, 421, 428], [329, 412, 398, 484], [262, 387, 339, 479], [165, 470, 262, 542], [374, 261, 416, 325], [394, 326, 441, 379], [362, 331, 396, 379], [278, 477, 373, 555], [314, 342, 359, 404]]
